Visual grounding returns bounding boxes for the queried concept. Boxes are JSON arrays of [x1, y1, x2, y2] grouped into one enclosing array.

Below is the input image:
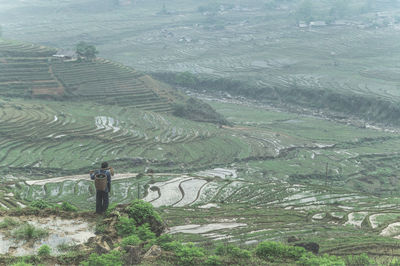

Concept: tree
[[76, 41, 98, 60], [296, 0, 313, 23]]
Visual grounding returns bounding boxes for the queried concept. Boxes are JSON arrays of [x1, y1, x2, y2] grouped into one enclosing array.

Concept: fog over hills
[[2, 0, 400, 265]]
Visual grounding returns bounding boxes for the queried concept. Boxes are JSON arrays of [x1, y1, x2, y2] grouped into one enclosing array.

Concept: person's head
[[101, 162, 108, 169]]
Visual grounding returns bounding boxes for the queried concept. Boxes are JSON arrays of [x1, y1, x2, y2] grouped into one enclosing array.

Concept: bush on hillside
[[37, 244, 51, 256], [115, 216, 136, 236], [255, 241, 307, 262], [12, 223, 48, 240], [121, 234, 142, 247], [172, 98, 229, 125], [215, 243, 251, 259], [297, 253, 345, 266], [344, 253, 375, 265], [126, 200, 164, 236], [80, 250, 124, 266]]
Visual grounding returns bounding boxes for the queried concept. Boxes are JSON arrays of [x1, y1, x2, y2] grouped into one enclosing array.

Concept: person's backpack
[[94, 172, 107, 191]]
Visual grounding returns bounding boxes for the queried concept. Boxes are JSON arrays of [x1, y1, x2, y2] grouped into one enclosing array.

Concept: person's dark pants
[[96, 190, 109, 214]]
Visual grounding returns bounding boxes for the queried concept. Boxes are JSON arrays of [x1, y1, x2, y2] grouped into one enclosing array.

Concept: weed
[[344, 253, 375, 265], [61, 202, 78, 212], [115, 216, 136, 236], [121, 234, 142, 247], [29, 200, 53, 209], [204, 255, 222, 266], [12, 223, 49, 240], [127, 200, 164, 236], [80, 250, 124, 266], [215, 243, 251, 259], [297, 253, 345, 266], [37, 244, 51, 257], [136, 223, 156, 241], [0, 217, 19, 229]]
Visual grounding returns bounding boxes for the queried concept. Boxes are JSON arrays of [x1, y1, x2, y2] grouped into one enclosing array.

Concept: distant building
[[52, 50, 76, 60], [309, 21, 326, 27]]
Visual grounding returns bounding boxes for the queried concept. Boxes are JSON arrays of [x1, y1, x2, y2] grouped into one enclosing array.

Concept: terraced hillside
[[0, 39, 174, 112]]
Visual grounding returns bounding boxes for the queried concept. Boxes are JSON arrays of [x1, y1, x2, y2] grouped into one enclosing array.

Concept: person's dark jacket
[[90, 168, 111, 193]]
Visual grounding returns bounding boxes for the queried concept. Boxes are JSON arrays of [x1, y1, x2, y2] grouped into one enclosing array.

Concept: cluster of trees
[[75, 41, 98, 60]]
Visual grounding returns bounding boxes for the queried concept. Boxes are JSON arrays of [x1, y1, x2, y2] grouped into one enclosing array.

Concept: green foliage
[[215, 243, 251, 259], [12, 223, 49, 240], [175, 242, 205, 265], [160, 240, 183, 251], [80, 250, 124, 266], [390, 258, 400, 266], [0, 217, 19, 229], [30, 199, 53, 209], [37, 244, 51, 257], [204, 255, 222, 266], [136, 223, 156, 241], [115, 216, 136, 236], [61, 201, 78, 212], [172, 98, 228, 125], [127, 199, 164, 236], [76, 41, 98, 60], [121, 234, 142, 247], [298, 253, 345, 266], [10, 263, 33, 266], [255, 241, 307, 262], [344, 253, 375, 266], [156, 234, 173, 246]]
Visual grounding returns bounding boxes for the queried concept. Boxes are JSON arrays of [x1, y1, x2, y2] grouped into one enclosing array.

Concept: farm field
[[2, 0, 400, 125], [2, 0, 400, 261]]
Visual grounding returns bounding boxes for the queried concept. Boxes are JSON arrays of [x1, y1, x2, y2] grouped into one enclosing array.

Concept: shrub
[[127, 200, 164, 236], [37, 244, 51, 256], [175, 243, 205, 265], [160, 240, 183, 251], [30, 200, 53, 209], [391, 258, 400, 266], [136, 223, 156, 241], [205, 255, 222, 266], [255, 241, 307, 262], [10, 263, 33, 266], [61, 202, 77, 212], [297, 253, 345, 266], [121, 234, 142, 247], [0, 217, 19, 229], [344, 253, 375, 265], [115, 216, 136, 236], [80, 250, 124, 266], [215, 243, 251, 259], [156, 234, 173, 247], [13, 223, 49, 240]]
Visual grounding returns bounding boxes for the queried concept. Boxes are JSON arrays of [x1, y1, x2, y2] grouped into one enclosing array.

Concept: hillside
[[0, 39, 174, 112]]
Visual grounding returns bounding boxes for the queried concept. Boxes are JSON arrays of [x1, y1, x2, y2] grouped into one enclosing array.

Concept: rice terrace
[[2, 0, 400, 265]]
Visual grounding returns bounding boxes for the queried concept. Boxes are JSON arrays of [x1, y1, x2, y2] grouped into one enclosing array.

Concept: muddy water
[[0, 216, 95, 255]]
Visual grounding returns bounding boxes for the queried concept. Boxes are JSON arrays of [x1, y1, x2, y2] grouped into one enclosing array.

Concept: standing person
[[90, 162, 113, 214]]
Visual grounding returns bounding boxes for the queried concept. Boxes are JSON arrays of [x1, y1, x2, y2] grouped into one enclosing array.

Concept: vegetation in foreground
[[0, 200, 386, 266]]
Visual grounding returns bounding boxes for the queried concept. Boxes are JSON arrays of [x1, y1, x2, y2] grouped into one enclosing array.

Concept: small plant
[[344, 253, 375, 266], [12, 223, 49, 240], [95, 221, 107, 234], [30, 199, 53, 209], [136, 223, 156, 241], [61, 202, 78, 212], [205, 255, 222, 266], [80, 250, 124, 266], [215, 243, 251, 259], [0, 217, 19, 229], [175, 242, 205, 265], [37, 244, 51, 256], [127, 200, 164, 236], [10, 263, 33, 266], [255, 241, 307, 262], [115, 216, 136, 236], [298, 253, 345, 265], [121, 234, 142, 247], [156, 234, 173, 246]]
